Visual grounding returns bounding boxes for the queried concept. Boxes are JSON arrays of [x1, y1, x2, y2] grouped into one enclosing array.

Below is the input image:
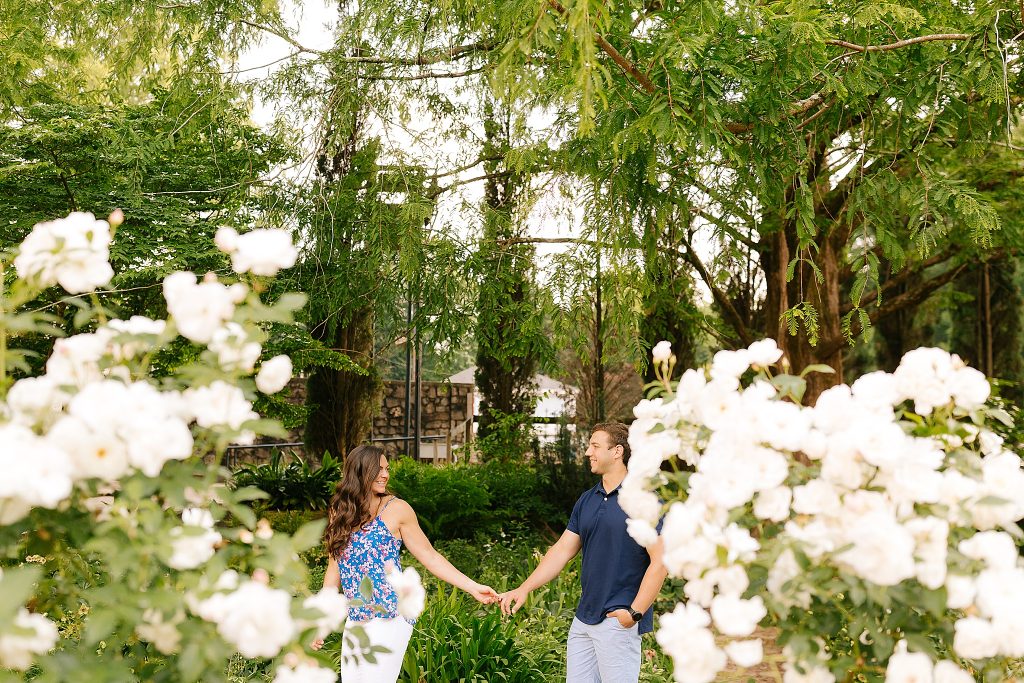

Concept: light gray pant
[[566, 616, 642, 683]]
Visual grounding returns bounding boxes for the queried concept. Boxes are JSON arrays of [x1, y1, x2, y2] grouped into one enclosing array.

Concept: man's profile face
[[585, 430, 620, 475]]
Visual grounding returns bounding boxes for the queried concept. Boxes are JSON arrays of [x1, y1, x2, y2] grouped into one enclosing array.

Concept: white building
[[446, 367, 577, 442]]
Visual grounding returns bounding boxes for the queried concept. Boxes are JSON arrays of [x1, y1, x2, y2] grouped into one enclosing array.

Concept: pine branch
[[825, 34, 971, 53]]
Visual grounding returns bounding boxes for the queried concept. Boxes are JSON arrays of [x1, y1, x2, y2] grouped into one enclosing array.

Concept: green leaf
[[799, 364, 835, 377], [292, 518, 327, 553], [0, 565, 41, 617]]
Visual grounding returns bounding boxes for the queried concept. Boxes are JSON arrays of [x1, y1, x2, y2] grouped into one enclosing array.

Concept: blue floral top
[[338, 497, 412, 623]]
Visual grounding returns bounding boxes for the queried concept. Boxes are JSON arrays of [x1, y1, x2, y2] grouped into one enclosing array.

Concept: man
[[499, 422, 667, 683]]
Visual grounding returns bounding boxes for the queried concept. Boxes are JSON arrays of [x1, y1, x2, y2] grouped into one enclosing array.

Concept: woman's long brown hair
[[324, 444, 388, 559]]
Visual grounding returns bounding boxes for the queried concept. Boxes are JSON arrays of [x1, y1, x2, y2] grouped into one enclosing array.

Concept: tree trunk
[[305, 306, 381, 460], [761, 219, 844, 405]]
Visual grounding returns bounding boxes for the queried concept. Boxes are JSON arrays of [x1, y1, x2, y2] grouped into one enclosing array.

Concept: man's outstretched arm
[[499, 530, 582, 615]]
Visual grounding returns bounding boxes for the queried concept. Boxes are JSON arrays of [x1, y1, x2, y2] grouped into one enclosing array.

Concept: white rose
[[386, 566, 426, 620], [6, 376, 69, 427], [933, 661, 974, 683], [163, 272, 241, 344], [48, 416, 130, 482], [168, 508, 222, 570], [710, 595, 766, 637], [836, 512, 916, 586], [944, 575, 976, 610], [710, 349, 751, 384], [959, 531, 1017, 570], [301, 589, 349, 639], [952, 617, 999, 660], [626, 518, 660, 547], [724, 639, 763, 667], [949, 366, 990, 410], [657, 622, 725, 683], [0, 609, 58, 671], [206, 581, 296, 658], [782, 662, 835, 683], [753, 486, 791, 522], [885, 645, 933, 683], [791, 480, 840, 515], [651, 340, 674, 363], [992, 611, 1024, 657], [228, 229, 298, 276], [209, 323, 262, 373], [214, 227, 239, 252], [15, 212, 114, 294], [974, 568, 1024, 620], [256, 355, 293, 395], [273, 663, 338, 683], [851, 371, 901, 409], [619, 484, 662, 524], [135, 610, 182, 654], [184, 381, 258, 431], [746, 339, 782, 368], [0, 424, 74, 509]]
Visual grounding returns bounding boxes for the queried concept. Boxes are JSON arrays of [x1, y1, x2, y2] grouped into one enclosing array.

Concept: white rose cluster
[[192, 572, 349, 659], [14, 212, 114, 294], [0, 213, 295, 525], [629, 339, 1024, 682]]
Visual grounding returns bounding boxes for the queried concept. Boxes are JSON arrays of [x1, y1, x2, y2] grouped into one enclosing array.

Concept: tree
[[486, 0, 1020, 399], [474, 97, 548, 441]]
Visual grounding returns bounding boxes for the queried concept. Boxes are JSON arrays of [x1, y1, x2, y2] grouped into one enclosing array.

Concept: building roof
[[446, 366, 578, 396]]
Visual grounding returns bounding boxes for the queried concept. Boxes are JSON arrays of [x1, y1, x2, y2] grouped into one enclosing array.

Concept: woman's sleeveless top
[[337, 497, 411, 623]]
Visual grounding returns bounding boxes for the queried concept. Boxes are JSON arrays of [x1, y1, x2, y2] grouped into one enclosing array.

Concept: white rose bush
[[0, 211, 421, 681], [627, 339, 1024, 683]]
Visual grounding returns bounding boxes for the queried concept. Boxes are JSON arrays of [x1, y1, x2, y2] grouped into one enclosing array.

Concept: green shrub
[[232, 450, 340, 511], [476, 409, 534, 462], [386, 458, 492, 540]]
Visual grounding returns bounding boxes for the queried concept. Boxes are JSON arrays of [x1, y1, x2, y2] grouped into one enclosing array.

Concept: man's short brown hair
[[592, 421, 631, 465]]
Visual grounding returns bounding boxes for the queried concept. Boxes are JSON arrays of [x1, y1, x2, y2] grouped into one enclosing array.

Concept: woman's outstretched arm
[[392, 499, 498, 604]]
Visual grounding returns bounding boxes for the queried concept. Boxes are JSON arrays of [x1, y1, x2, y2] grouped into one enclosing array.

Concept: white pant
[[566, 616, 642, 682], [340, 616, 414, 683]]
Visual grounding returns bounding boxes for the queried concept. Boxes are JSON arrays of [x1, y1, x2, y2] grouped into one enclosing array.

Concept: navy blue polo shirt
[[567, 481, 655, 635]]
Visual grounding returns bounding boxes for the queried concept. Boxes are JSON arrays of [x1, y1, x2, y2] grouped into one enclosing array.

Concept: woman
[[313, 444, 497, 682]]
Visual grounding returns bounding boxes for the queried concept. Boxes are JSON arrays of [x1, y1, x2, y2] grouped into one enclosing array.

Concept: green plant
[[400, 585, 554, 682], [475, 410, 534, 462], [232, 450, 340, 511], [385, 458, 492, 540]]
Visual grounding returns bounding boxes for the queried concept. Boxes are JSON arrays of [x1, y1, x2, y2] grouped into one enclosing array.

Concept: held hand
[[310, 637, 325, 651], [606, 609, 636, 628], [498, 586, 529, 616], [470, 583, 500, 604]]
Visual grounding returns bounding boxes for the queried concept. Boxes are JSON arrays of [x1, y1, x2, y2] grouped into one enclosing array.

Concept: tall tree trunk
[[305, 306, 381, 460], [475, 98, 538, 439], [761, 216, 844, 405]]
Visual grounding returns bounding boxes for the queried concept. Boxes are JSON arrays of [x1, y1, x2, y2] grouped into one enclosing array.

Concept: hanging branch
[[825, 34, 971, 53]]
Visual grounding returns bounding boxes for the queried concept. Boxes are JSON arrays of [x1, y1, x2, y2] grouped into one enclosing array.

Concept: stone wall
[[224, 377, 475, 466], [372, 380, 475, 460]]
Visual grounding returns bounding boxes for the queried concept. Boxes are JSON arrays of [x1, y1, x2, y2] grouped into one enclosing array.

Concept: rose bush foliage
[[625, 340, 1022, 683], [0, 212, 422, 681]]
